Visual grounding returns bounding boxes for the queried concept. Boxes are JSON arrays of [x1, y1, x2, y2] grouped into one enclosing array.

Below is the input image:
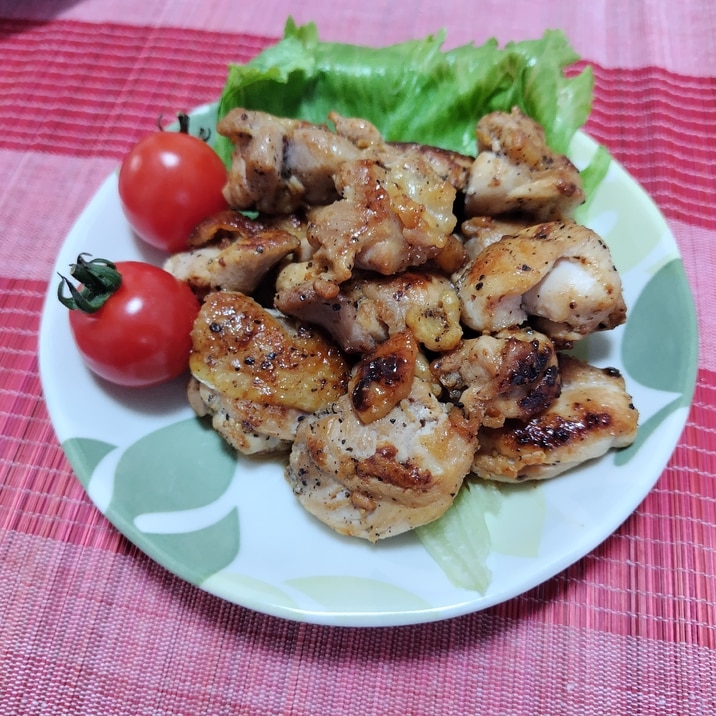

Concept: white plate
[[39, 116, 698, 626]]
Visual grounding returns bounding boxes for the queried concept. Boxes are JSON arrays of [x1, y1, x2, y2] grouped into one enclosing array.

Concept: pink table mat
[[1, 1, 715, 713]]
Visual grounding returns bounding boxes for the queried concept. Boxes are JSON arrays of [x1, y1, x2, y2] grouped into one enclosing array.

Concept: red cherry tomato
[[61, 258, 200, 387], [118, 122, 228, 253]]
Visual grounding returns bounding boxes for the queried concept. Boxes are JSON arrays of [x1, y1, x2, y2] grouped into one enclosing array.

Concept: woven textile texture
[[1, 2, 714, 714]]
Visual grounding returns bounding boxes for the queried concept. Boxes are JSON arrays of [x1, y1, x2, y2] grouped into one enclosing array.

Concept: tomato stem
[[176, 112, 211, 142], [177, 112, 190, 134], [57, 254, 122, 313], [157, 112, 212, 142]]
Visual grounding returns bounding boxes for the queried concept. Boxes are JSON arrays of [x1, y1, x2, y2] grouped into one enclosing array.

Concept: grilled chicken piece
[[164, 211, 300, 295], [219, 108, 472, 215], [330, 113, 474, 190], [188, 378, 304, 454], [189, 291, 349, 454], [454, 221, 626, 343], [389, 142, 474, 191], [460, 215, 533, 258], [185, 209, 259, 248], [431, 327, 561, 428], [275, 267, 463, 354], [471, 355, 639, 482], [328, 112, 384, 147], [219, 110, 458, 295], [348, 330, 419, 424], [268, 212, 316, 262], [287, 376, 476, 541], [307, 155, 456, 292], [464, 107, 585, 220], [217, 109, 362, 213], [186, 209, 307, 249]]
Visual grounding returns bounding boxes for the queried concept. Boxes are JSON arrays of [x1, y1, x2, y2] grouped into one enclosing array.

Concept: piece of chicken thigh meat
[[287, 376, 476, 541], [189, 291, 349, 454], [431, 326, 561, 428], [217, 109, 362, 213], [471, 354, 639, 481], [454, 220, 626, 344], [306, 154, 456, 292], [464, 107, 585, 220], [275, 267, 463, 354], [164, 210, 301, 296]]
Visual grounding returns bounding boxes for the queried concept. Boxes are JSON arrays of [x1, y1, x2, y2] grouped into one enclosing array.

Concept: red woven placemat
[[1, 4, 715, 714]]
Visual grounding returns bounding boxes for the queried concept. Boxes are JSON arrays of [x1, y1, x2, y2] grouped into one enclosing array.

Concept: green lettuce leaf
[[216, 18, 594, 163], [415, 480, 501, 593], [574, 143, 612, 222]]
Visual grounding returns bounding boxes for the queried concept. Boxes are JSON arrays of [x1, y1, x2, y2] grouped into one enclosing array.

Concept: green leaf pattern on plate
[[69, 415, 429, 606], [486, 482, 547, 558], [622, 259, 698, 396], [202, 573, 301, 613], [109, 418, 237, 515], [128, 510, 240, 585], [617, 258, 698, 461], [102, 418, 241, 584], [588, 177, 662, 274], [62, 437, 116, 489]]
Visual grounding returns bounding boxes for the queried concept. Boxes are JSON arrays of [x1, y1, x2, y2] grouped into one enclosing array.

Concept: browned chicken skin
[[275, 267, 462, 354], [217, 108, 474, 215], [471, 355, 639, 481], [464, 107, 585, 220], [306, 154, 456, 293], [217, 109, 360, 213], [460, 215, 534, 257], [164, 211, 300, 296], [348, 330, 419, 424], [219, 109, 458, 297], [431, 326, 561, 428], [287, 376, 476, 541], [454, 220, 626, 343], [189, 291, 349, 453]]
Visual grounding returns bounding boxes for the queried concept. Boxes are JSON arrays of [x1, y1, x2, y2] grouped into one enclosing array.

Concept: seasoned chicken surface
[[220, 110, 457, 296], [460, 215, 533, 258], [464, 107, 585, 220], [188, 378, 304, 454], [218, 109, 470, 217], [389, 142, 474, 191], [348, 330, 419, 424], [431, 327, 561, 428], [275, 268, 462, 354], [164, 211, 300, 295], [307, 155, 456, 292], [217, 109, 361, 213], [186, 209, 308, 250], [471, 355, 638, 482], [189, 291, 349, 453], [454, 220, 626, 343], [287, 377, 476, 541]]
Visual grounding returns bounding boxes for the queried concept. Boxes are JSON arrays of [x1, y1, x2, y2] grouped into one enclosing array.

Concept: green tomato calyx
[[57, 253, 122, 313]]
